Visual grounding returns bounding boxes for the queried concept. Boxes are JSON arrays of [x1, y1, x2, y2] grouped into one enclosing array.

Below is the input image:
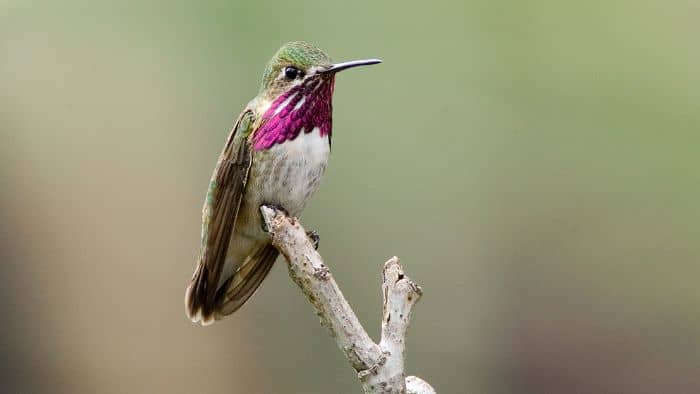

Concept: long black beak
[[320, 59, 382, 74]]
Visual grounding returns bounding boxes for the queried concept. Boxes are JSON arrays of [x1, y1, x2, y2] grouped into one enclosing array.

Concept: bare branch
[[260, 205, 435, 393]]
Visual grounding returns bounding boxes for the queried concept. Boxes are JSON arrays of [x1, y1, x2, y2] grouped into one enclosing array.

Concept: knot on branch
[[357, 352, 388, 380], [313, 263, 331, 280]]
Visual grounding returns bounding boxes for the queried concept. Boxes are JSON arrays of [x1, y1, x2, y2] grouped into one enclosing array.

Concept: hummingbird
[[185, 41, 381, 325]]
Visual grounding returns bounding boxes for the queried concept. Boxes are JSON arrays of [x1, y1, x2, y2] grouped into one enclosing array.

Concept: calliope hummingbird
[[185, 41, 381, 325]]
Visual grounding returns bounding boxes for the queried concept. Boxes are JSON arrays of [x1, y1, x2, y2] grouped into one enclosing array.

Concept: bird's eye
[[284, 66, 301, 80]]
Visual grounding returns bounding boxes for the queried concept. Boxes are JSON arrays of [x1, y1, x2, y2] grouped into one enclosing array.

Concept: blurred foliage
[[1, 1, 699, 393]]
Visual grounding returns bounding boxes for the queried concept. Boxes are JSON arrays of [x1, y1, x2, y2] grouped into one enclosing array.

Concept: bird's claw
[[306, 230, 320, 250], [259, 205, 317, 249], [260, 204, 290, 232]]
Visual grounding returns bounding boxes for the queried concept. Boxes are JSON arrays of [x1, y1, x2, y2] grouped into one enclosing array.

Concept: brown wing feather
[[214, 244, 279, 318], [186, 110, 254, 324]]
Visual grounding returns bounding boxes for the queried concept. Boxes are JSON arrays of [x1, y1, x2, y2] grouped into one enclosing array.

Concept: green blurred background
[[2, 1, 699, 393]]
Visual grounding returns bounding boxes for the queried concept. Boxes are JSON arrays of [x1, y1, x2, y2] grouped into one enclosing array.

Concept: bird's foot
[[306, 230, 320, 250], [260, 204, 290, 232]]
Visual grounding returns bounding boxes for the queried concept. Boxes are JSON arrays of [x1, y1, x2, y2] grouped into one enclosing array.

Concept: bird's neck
[[252, 76, 335, 151]]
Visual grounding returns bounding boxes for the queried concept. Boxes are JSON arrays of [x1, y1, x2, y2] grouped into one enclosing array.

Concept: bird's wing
[[185, 109, 255, 324], [214, 243, 279, 317]]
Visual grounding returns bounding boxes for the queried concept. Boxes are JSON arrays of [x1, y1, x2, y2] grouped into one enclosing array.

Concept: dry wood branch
[[260, 205, 435, 394]]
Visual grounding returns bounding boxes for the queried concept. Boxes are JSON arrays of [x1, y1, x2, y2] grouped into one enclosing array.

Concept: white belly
[[247, 126, 330, 218], [220, 126, 330, 284]]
